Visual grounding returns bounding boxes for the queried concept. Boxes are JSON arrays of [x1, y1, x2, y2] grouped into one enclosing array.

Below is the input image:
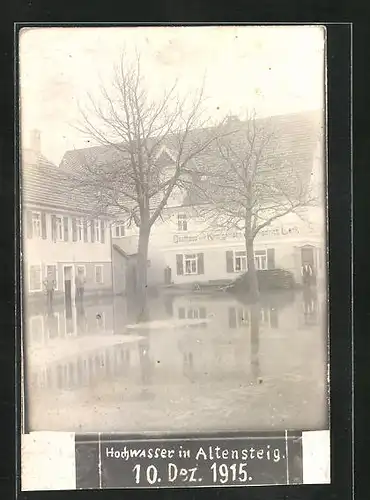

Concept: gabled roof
[[59, 110, 322, 216], [184, 110, 323, 206], [21, 150, 101, 215]]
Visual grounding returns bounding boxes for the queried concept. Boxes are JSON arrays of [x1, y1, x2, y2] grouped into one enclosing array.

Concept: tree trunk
[[246, 237, 260, 302], [136, 225, 150, 323]]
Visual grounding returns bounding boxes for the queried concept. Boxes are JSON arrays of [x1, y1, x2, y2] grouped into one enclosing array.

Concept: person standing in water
[[301, 263, 313, 287], [43, 269, 56, 311]]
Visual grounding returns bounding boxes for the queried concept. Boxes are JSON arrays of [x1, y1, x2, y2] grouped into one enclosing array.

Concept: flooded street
[[24, 288, 328, 434]]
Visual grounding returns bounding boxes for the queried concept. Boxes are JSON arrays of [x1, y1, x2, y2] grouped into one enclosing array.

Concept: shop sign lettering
[[173, 226, 301, 244]]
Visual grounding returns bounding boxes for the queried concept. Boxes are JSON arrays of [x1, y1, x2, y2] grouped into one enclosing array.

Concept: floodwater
[[23, 287, 328, 434]]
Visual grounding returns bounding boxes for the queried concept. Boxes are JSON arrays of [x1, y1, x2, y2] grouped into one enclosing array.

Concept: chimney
[[30, 129, 41, 154]]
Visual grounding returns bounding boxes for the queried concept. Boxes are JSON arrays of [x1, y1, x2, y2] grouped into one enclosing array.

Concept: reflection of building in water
[[30, 342, 138, 391], [27, 301, 117, 344], [296, 287, 324, 328], [172, 295, 283, 333]]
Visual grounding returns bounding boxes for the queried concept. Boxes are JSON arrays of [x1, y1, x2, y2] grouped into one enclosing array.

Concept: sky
[[19, 25, 325, 165]]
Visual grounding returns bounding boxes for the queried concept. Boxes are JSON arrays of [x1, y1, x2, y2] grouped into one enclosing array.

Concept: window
[[76, 218, 84, 242], [29, 265, 42, 291], [114, 223, 125, 238], [94, 220, 105, 243], [55, 216, 63, 241], [226, 248, 274, 272], [176, 253, 204, 276], [52, 215, 68, 242], [234, 251, 247, 272], [95, 265, 104, 284], [255, 250, 267, 270], [27, 210, 46, 239], [177, 213, 188, 231], [45, 264, 58, 290], [184, 254, 197, 275], [32, 212, 42, 238]]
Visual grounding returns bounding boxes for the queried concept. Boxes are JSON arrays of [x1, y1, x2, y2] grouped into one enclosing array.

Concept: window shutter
[[72, 218, 77, 242], [199, 307, 206, 319], [41, 212, 47, 239], [176, 254, 184, 275], [63, 217, 69, 241], [267, 248, 275, 269], [100, 220, 105, 243], [91, 220, 95, 242], [197, 253, 204, 274], [228, 308, 237, 329], [83, 220, 88, 242], [178, 307, 185, 319], [226, 250, 234, 273], [51, 215, 56, 242], [26, 210, 33, 238]]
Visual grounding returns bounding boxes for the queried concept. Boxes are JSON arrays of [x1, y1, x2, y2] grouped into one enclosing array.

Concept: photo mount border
[[10, 21, 352, 499]]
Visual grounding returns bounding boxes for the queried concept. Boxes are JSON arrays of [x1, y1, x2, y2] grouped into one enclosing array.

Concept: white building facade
[[112, 116, 326, 288], [22, 141, 114, 303], [112, 204, 326, 288]]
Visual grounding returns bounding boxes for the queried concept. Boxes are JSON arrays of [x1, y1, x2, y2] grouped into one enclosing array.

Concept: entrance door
[[164, 266, 172, 285], [64, 265, 74, 310], [301, 246, 316, 285]]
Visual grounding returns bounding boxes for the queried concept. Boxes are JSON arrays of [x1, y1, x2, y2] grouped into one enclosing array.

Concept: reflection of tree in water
[[127, 291, 150, 325]]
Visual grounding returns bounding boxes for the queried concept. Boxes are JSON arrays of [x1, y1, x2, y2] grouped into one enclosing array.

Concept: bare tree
[[192, 111, 319, 301], [60, 51, 229, 310]]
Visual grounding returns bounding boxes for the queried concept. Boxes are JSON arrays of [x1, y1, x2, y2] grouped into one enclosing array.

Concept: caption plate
[[75, 432, 303, 488]]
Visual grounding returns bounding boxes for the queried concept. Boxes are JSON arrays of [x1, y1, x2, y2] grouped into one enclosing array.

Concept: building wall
[[24, 261, 113, 300], [112, 249, 128, 295], [23, 207, 113, 298], [113, 206, 326, 287]]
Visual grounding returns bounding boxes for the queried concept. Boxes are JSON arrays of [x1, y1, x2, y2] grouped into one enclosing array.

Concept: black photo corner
[[0, 6, 364, 500]]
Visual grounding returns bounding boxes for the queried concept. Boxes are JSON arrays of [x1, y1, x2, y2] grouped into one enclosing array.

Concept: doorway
[[300, 245, 316, 285], [63, 265, 74, 312]]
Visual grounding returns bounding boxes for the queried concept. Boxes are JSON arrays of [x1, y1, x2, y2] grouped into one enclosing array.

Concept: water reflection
[[24, 288, 327, 433]]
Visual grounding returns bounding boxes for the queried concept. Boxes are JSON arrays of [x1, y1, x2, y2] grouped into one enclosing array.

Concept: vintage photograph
[[20, 25, 327, 435]]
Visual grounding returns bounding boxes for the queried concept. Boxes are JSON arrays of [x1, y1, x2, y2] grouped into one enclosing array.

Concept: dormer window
[[177, 213, 188, 232]]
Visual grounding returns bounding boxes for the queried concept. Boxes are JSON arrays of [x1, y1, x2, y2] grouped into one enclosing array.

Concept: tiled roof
[[21, 150, 100, 215], [24, 110, 322, 217], [183, 110, 322, 206]]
